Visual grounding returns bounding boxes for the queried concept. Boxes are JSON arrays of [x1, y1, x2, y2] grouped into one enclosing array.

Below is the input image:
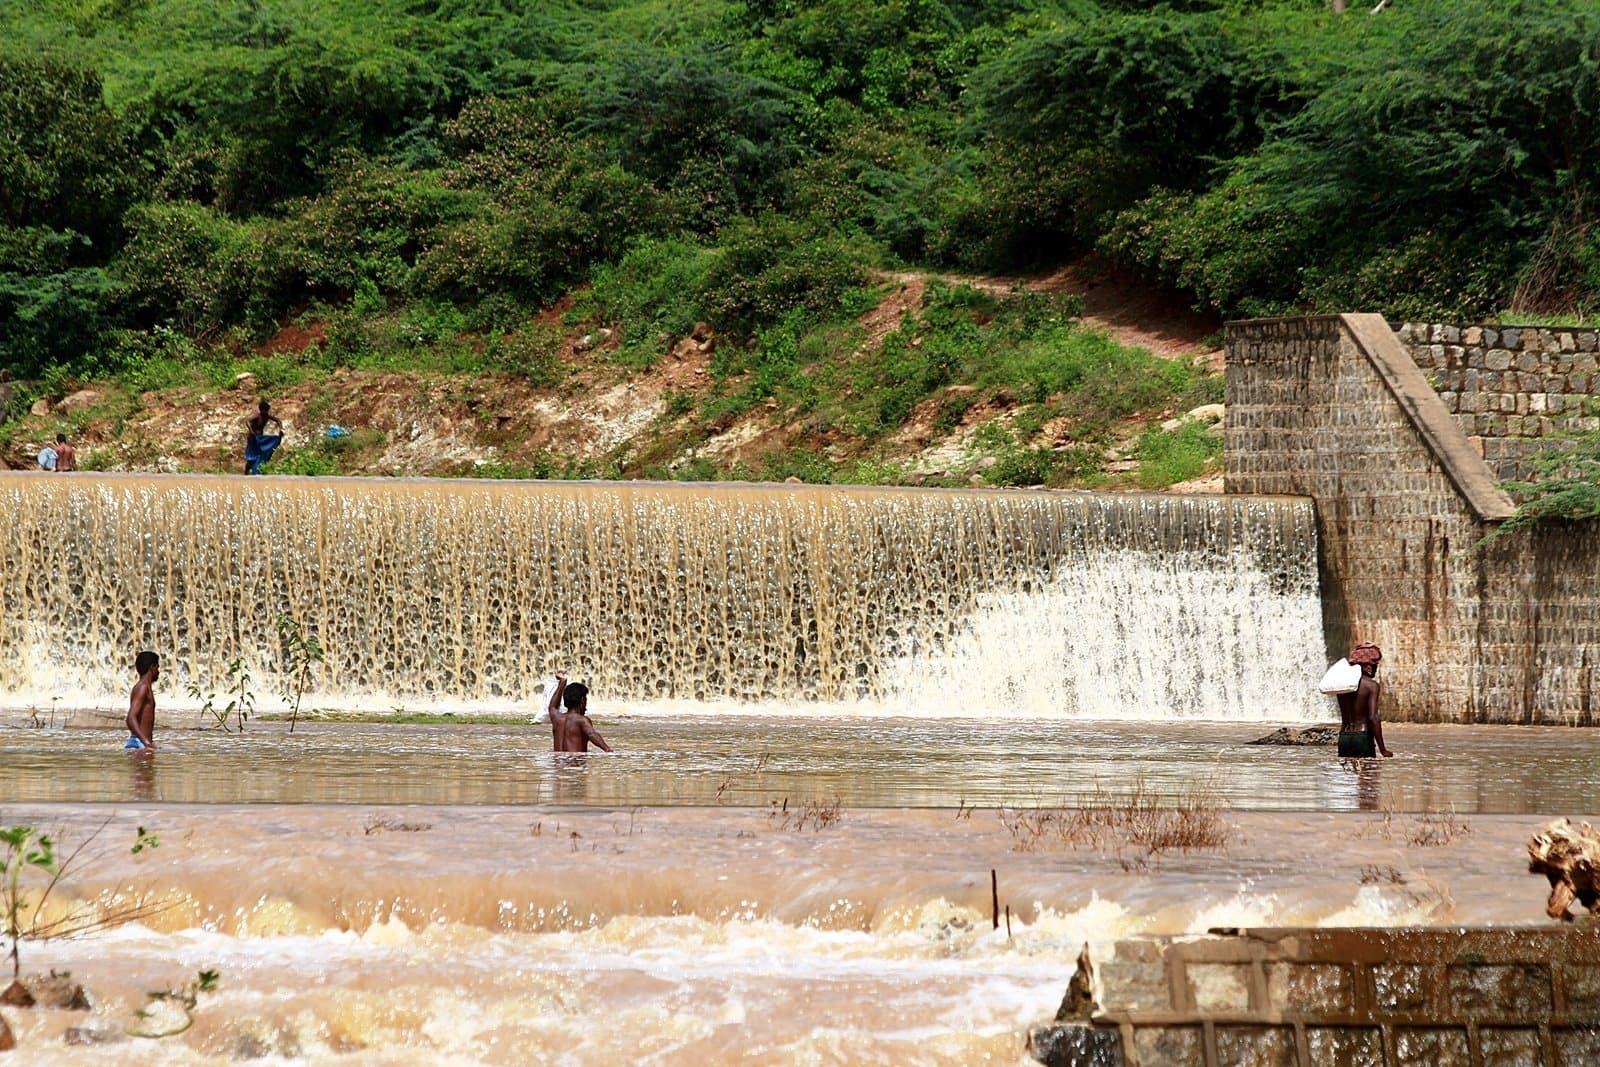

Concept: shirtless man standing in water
[[126, 650, 160, 751], [1336, 643, 1392, 759], [545, 672, 613, 753]]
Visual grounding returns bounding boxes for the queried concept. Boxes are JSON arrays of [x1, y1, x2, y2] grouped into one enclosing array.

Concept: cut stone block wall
[[1031, 927, 1600, 1067], [1225, 314, 1600, 724], [1397, 322, 1600, 487]]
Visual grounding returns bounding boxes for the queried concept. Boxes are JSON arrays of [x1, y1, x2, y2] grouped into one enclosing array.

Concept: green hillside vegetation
[[1, 0, 1596, 484]]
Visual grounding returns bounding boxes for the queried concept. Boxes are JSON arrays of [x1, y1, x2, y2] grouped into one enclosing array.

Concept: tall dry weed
[[997, 780, 1230, 866]]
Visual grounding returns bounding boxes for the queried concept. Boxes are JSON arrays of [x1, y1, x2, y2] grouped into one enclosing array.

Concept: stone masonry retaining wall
[[1225, 314, 1600, 724], [1030, 927, 1600, 1067], [1397, 323, 1600, 487]]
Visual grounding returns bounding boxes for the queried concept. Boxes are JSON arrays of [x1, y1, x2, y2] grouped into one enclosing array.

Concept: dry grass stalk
[[363, 818, 432, 835], [768, 795, 843, 832], [1406, 811, 1470, 848], [997, 780, 1230, 864]]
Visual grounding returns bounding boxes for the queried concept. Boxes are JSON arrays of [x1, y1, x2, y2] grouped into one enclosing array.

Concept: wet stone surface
[[1448, 963, 1551, 1017], [1392, 1026, 1470, 1067], [1187, 963, 1252, 1013], [1133, 1025, 1204, 1067], [1478, 1027, 1544, 1067], [1373, 964, 1433, 1012], [1028, 1024, 1122, 1067], [1215, 1025, 1296, 1067], [1266, 963, 1352, 1015], [1305, 1027, 1383, 1067]]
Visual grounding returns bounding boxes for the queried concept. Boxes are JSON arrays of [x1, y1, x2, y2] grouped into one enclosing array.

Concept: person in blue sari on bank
[[245, 399, 283, 474]]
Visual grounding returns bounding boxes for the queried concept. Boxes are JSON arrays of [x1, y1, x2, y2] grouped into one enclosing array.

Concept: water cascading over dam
[[0, 475, 1325, 719]]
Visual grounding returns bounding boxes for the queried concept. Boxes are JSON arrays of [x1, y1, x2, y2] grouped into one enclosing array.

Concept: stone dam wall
[[1397, 322, 1600, 489], [1225, 314, 1600, 725], [1029, 926, 1600, 1067]]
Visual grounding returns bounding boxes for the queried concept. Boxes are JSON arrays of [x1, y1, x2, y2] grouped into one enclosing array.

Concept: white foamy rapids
[[1, 475, 1323, 720], [17, 915, 1086, 1066]]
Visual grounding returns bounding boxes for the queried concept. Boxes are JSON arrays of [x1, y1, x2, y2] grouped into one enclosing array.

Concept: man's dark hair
[[134, 651, 159, 675], [55, 433, 65, 443], [259, 400, 270, 413], [562, 682, 588, 709]]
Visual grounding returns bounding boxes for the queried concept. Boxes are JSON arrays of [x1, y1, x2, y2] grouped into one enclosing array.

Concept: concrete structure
[[1029, 926, 1600, 1067], [1225, 314, 1600, 724]]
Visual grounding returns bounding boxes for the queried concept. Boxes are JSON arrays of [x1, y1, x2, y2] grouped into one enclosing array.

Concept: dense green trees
[[2, 0, 1598, 379]]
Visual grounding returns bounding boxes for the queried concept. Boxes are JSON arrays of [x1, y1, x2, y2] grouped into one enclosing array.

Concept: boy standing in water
[[126, 651, 160, 750], [1336, 643, 1392, 759], [545, 671, 614, 753]]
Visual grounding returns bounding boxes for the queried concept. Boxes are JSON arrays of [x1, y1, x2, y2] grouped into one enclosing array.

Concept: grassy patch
[[1136, 421, 1222, 488]]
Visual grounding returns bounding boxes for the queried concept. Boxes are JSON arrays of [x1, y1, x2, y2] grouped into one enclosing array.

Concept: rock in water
[[1, 974, 92, 1010], [64, 1024, 125, 1047], [1247, 725, 1339, 746], [1055, 943, 1096, 1021], [0, 1012, 14, 1051], [1528, 819, 1600, 920]]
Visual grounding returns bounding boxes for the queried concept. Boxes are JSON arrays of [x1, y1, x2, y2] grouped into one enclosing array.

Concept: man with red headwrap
[[1337, 643, 1392, 758]]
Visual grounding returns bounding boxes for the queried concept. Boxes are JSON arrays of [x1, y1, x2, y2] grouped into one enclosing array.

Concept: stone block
[[1486, 349, 1513, 371], [1266, 963, 1353, 1015], [1554, 1027, 1600, 1066], [1483, 327, 1500, 347], [1100, 961, 1172, 1013], [1479, 1027, 1544, 1067], [1560, 331, 1577, 352], [1216, 1026, 1296, 1067], [1030, 1024, 1124, 1067], [1464, 326, 1484, 345], [1559, 964, 1600, 1017], [1443, 325, 1460, 343], [1578, 332, 1597, 352], [1374, 964, 1433, 1012], [1133, 1026, 1204, 1067], [1306, 1027, 1383, 1067], [1516, 351, 1541, 372], [1530, 393, 1548, 413], [1502, 328, 1522, 349], [1393, 1027, 1471, 1066], [1188, 963, 1252, 1013]]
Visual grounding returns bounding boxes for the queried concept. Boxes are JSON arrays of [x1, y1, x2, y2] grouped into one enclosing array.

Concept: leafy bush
[[697, 216, 878, 341], [578, 44, 799, 224], [113, 202, 266, 332]]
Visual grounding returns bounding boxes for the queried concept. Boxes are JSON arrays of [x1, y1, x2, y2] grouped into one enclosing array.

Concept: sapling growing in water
[[190, 657, 256, 732], [276, 613, 324, 734]]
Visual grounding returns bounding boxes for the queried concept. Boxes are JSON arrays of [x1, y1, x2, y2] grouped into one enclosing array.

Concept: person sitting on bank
[[244, 400, 284, 475], [126, 650, 160, 751], [52, 433, 76, 471], [1337, 642, 1392, 759], [545, 671, 613, 754]]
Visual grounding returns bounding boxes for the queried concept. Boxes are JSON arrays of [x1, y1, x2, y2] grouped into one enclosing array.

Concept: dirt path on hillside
[[891, 253, 1223, 370]]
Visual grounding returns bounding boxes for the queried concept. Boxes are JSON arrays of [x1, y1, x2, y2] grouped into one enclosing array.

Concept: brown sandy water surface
[[1, 718, 1591, 1063], [4, 717, 1598, 811], [0, 803, 1579, 1065]]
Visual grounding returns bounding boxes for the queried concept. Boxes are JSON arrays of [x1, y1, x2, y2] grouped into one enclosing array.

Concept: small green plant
[[2, 823, 161, 980], [277, 613, 325, 734], [224, 657, 256, 733]]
